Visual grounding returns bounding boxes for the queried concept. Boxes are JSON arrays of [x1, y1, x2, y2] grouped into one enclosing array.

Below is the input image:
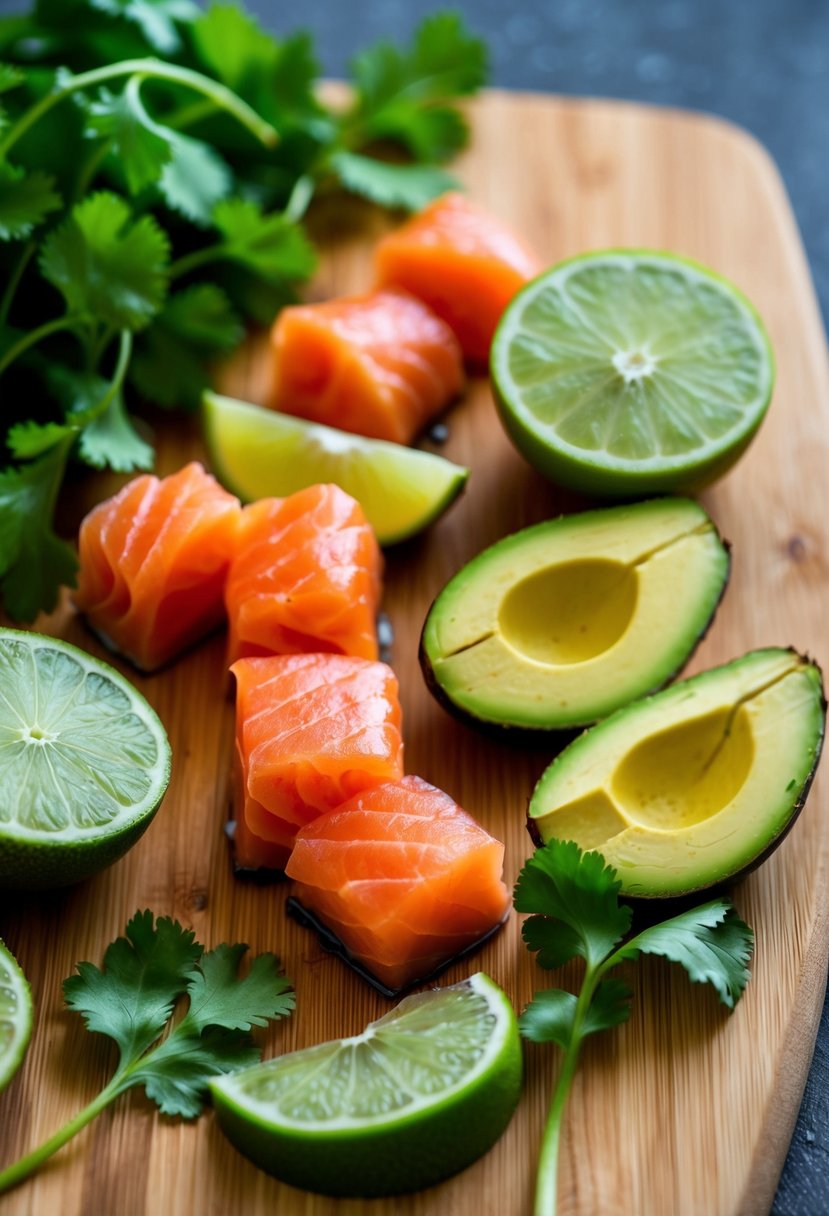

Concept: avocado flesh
[[421, 498, 729, 730], [529, 648, 826, 897]]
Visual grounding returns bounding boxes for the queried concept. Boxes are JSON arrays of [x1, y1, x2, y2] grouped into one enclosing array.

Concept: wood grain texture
[[1, 91, 828, 1216]]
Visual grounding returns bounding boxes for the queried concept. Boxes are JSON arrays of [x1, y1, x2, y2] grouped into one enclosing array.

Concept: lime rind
[[0, 939, 33, 1092], [0, 631, 171, 842], [491, 249, 775, 494], [215, 974, 511, 1133], [202, 391, 469, 547]]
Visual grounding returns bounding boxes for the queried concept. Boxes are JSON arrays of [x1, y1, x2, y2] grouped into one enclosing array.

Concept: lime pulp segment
[[0, 630, 171, 889], [211, 973, 522, 1196], [491, 251, 774, 495], [0, 939, 32, 1092], [202, 391, 469, 546]]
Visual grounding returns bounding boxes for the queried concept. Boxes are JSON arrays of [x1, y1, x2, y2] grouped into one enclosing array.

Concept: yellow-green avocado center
[[421, 497, 729, 729], [530, 648, 825, 896]]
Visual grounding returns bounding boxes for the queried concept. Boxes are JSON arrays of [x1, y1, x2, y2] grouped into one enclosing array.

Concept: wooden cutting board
[[1, 91, 828, 1216]]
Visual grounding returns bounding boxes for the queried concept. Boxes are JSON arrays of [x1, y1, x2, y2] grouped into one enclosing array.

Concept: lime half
[[210, 972, 521, 1197], [0, 630, 172, 890], [491, 250, 774, 496], [203, 391, 469, 546], [0, 940, 32, 1091]]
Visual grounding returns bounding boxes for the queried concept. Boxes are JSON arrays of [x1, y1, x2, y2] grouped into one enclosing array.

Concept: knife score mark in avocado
[[420, 497, 730, 731], [528, 647, 826, 897]]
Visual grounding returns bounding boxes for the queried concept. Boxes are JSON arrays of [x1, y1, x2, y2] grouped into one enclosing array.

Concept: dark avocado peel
[[528, 647, 826, 898], [420, 497, 730, 732]]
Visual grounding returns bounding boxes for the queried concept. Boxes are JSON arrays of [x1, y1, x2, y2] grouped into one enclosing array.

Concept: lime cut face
[[211, 973, 522, 1196], [491, 250, 775, 495], [203, 391, 468, 546], [0, 939, 33, 1092], [0, 630, 171, 889]]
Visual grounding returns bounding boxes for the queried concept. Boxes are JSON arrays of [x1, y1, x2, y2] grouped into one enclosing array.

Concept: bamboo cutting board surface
[[1, 91, 829, 1216]]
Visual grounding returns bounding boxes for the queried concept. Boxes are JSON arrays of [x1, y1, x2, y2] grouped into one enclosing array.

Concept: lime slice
[[210, 972, 522, 1197], [203, 391, 468, 546], [0, 940, 32, 1092], [491, 250, 775, 496], [0, 630, 172, 890]]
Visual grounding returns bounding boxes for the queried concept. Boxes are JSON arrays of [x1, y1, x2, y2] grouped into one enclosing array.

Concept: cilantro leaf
[[182, 944, 295, 1034], [159, 133, 232, 226], [0, 64, 25, 94], [0, 162, 62, 241], [211, 197, 316, 282], [616, 900, 754, 1010], [331, 151, 458, 211], [131, 1027, 260, 1117], [39, 191, 170, 330], [0, 438, 78, 620], [190, 2, 278, 94], [349, 13, 487, 162], [514, 839, 632, 967], [87, 81, 172, 195], [581, 979, 633, 1036], [78, 392, 154, 472], [7, 420, 76, 459], [63, 911, 202, 1067], [518, 988, 576, 1049], [130, 284, 241, 408], [89, 0, 198, 55], [521, 915, 584, 970]]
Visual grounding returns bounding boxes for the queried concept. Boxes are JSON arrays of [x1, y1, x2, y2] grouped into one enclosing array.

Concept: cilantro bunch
[[515, 840, 754, 1216], [0, 1, 488, 620], [0, 911, 295, 1194]]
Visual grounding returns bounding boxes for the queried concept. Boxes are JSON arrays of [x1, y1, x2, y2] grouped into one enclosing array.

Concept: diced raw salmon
[[285, 775, 510, 992], [74, 462, 240, 671], [225, 484, 382, 666], [268, 287, 464, 444], [231, 654, 404, 863], [374, 192, 542, 363]]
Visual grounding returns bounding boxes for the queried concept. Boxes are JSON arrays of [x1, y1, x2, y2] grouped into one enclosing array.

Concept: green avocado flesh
[[529, 648, 826, 897], [420, 497, 729, 730]]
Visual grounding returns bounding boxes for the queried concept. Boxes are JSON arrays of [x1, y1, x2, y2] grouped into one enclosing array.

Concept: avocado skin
[[418, 534, 732, 737], [525, 649, 826, 899]]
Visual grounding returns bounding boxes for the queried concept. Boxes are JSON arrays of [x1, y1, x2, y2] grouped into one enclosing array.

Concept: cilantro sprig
[[0, 1, 488, 620], [0, 911, 294, 1194], [516, 840, 754, 1216]]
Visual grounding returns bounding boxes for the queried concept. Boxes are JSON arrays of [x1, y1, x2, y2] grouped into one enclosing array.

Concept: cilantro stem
[[0, 315, 78, 378], [0, 59, 277, 162], [0, 1075, 126, 1195], [284, 174, 315, 223], [0, 238, 34, 325]]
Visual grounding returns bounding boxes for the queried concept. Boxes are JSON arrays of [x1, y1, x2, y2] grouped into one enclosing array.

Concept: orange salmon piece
[[286, 775, 510, 992], [225, 484, 382, 666], [231, 655, 404, 859], [74, 462, 240, 671], [374, 192, 542, 364], [269, 287, 464, 444]]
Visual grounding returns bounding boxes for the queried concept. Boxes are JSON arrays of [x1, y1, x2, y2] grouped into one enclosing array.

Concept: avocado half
[[528, 648, 826, 897], [420, 497, 729, 731]]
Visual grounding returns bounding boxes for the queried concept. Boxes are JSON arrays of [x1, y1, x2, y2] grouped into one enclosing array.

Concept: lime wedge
[[210, 972, 521, 1197], [202, 391, 468, 546], [0, 940, 32, 1092], [0, 630, 171, 890], [491, 250, 775, 496]]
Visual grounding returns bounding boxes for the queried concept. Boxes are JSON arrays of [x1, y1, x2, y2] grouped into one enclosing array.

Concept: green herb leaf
[[331, 151, 458, 211], [39, 191, 170, 330], [0, 438, 77, 621], [89, 0, 198, 55], [159, 133, 232, 225], [130, 1027, 260, 1117], [190, 1, 278, 94], [183, 943, 295, 1034], [212, 196, 316, 282], [518, 988, 576, 1048], [78, 392, 154, 472], [514, 839, 632, 968], [0, 64, 25, 94], [87, 81, 172, 195], [63, 911, 202, 1067], [0, 162, 62, 241], [521, 915, 584, 970], [615, 901, 754, 1010], [582, 979, 633, 1036], [7, 420, 76, 460]]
